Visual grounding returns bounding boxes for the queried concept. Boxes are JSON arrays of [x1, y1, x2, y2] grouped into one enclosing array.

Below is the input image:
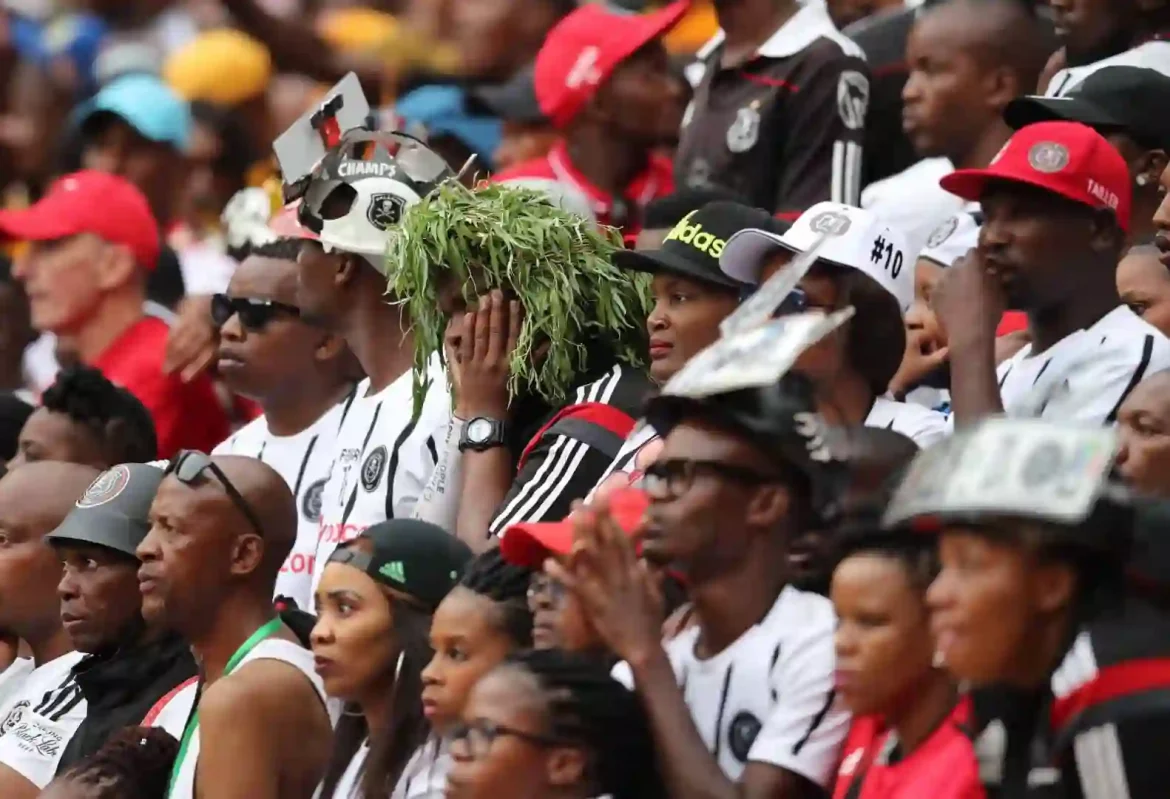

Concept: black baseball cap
[[613, 201, 782, 291], [1004, 66, 1170, 151], [327, 519, 473, 612], [470, 64, 547, 125], [47, 463, 163, 559]]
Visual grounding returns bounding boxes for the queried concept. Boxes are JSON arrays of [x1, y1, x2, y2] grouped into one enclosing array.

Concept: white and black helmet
[[293, 129, 453, 263]]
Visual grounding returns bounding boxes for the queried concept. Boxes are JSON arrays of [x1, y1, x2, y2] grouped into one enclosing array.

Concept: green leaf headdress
[[386, 181, 651, 409]]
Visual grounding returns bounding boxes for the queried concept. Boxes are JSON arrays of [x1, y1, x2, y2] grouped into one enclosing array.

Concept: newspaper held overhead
[[883, 417, 1119, 529], [664, 308, 855, 400], [719, 233, 830, 337]]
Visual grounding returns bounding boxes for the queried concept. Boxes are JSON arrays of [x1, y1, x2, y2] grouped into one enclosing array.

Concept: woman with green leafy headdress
[[390, 181, 654, 550]]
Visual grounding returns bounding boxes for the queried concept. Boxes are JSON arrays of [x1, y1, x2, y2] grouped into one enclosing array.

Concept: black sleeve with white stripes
[[773, 48, 869, 215], [487, 433, 617, 536], [1071, 714, 1170, 799]]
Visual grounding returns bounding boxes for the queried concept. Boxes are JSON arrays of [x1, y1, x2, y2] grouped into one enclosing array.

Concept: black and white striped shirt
[[995, 307, 1170, 424], [969, 597, 1170, 798], [0, 651, 86, 789], [490, 363, 653, 536]]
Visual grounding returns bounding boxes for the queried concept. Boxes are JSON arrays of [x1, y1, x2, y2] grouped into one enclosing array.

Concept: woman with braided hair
[[39, 727, 177, 799], [445, 648, 667, 799], [422, 549, 534, 741], [389, 182, 654, 549]]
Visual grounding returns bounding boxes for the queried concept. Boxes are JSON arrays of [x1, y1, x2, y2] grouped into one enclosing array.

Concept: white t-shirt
[[996, 307, 1170, 423], [312, 361, 450, 597], [168, 639, 327, 799], [0, 651, 86, 789], [860, 157, 963, 258], [0, 659, 34, 712], [146, 677, 198, 740], [318, 736, 448, 799], [213, 393, 355, 610], [864, 397, 950, 447], [1045, 41, 1170, 97], [613, 586, 850, 788]]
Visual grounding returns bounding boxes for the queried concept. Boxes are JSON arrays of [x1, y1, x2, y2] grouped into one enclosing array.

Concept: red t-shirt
[[490, 140, 675, 239], [832, 699, 984, 799], [92, 316, 230, 458]]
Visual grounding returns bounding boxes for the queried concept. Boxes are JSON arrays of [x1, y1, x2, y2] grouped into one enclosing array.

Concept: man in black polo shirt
[[677, 0, 871, 218]]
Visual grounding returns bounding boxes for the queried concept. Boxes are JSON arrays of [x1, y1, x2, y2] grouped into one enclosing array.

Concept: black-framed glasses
[[210, 293, 301, 332], [643, 458, 780, 498], [166, 450, 265, 538], [527, 572, 567, 606], [450, 719, 568, 760]]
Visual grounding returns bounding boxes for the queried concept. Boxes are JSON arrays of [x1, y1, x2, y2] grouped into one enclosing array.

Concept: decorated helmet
[[293, 129, 453, 261]]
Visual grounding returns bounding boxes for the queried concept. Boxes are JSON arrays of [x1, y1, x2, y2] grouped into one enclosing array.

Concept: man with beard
[[1043, 0, 1170, 97], [0, 462, 100, 799], [137, 452, 331, 798], [46, 463, 197, 772], [935, 120, 1170, 425]]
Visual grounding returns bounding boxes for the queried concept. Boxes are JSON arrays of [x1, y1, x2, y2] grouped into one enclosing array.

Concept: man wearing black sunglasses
[[137, 452, 332, 799], [211, 238, 360, 612]]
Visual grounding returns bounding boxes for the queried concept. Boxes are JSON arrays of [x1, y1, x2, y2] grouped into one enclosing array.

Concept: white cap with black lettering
[[720, 201, 916, 313]]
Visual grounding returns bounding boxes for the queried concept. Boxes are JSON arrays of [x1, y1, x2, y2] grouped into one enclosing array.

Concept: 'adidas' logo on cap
[[664, 210, 726, 258]]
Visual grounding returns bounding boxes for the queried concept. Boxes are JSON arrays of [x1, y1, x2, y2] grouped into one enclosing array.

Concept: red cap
[[0, 171, 160, 269], [500, 487, 650, 568], [534, 0, 689, 128], [940, 121, 1131, 232]]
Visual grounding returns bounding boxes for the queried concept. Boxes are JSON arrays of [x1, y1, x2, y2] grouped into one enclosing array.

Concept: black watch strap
[[459, 417, 507, 452]]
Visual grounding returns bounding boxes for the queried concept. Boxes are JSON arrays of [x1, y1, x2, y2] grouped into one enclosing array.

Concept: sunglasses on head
[[210, 294, 301, 332], [166, 450, 265, 538]]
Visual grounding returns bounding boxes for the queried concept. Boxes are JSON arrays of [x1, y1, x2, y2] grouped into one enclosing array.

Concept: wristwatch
[[459, 417, 508, 452]]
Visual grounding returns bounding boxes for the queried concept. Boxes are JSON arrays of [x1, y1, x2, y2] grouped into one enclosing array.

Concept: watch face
[[467, 418, 494, 443]]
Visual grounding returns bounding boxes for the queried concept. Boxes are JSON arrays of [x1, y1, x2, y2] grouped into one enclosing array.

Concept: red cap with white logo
[[940, 120, 1132, 232], [534, 0, 689, 128]]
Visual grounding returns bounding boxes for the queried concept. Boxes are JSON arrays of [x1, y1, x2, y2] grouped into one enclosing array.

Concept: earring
[[1138, 174, 1151, 187], [393, 650, 405, 684]]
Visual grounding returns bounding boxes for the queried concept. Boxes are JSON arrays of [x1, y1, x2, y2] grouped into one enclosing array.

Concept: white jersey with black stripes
[[0, 651, 87, 790], [612, 585, 850, 789], [213, 388, 358, 611], [311, 359, 450, 599], [994, 306, 1170, 424]]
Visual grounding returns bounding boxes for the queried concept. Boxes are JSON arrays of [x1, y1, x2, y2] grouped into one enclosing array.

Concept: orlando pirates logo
[[0, 701, 28, 736], [302, 478, 327, 521], [361, 446, 388, 492], [367, 193, 406, 231]]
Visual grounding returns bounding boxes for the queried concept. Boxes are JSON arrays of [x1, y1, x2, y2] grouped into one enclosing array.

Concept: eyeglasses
[[166, 450, 265, 538], [450, 719, 567, 760], [210, 294, 301, 332], [643, 458, 780, 498], [527, 572, 567, 606]]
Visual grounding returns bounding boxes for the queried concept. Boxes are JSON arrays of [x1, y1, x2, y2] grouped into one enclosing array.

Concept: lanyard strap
[[166, 617, 284, 797]]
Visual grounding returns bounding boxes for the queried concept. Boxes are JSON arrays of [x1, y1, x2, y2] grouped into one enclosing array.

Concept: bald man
[[138, 454, 331, 799], [0, 462, 101, 799]]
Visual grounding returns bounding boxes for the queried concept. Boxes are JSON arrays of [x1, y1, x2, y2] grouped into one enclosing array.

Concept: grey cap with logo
[[46, 463, 165, 560]]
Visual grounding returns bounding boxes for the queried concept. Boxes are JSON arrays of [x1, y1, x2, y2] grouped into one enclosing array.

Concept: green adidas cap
[[327, 519, 473, 611]]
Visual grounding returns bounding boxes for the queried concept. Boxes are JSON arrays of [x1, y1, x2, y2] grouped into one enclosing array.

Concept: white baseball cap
[[720, 202, 915, 313], [918, 211, 981, 269]]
